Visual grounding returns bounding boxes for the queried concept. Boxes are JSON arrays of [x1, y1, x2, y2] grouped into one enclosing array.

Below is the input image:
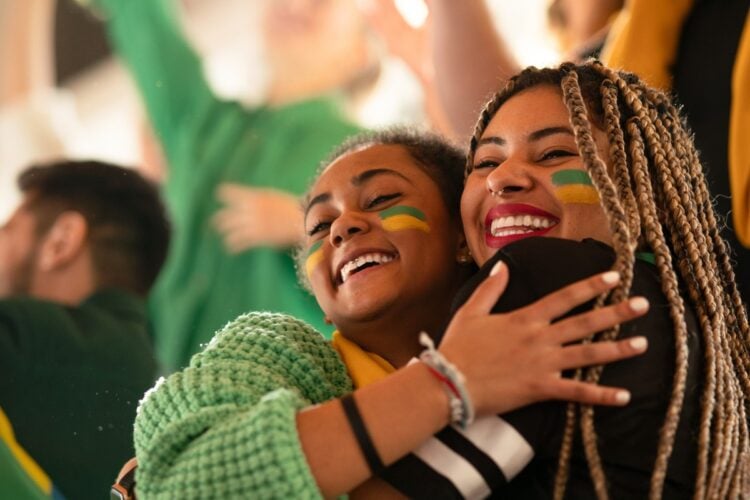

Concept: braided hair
[[466, 61, 750, 499]]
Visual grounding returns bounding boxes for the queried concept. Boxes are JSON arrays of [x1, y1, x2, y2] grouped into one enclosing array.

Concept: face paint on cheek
[[551, 169, 600, 204], [305, 240, 324, 278], [378, 205, 430, 233]]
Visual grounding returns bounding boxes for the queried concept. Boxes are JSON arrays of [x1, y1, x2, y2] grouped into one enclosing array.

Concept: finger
[[524, 271, 621, 321], [216, 183, 254, 204], [550, 296, 650, 344], [554, 336, 648, 371], [547, 378, 632, 407], [457, 260, 510, 315]]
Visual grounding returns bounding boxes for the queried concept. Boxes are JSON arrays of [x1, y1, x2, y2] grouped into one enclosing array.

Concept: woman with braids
[[379, 61, 749, 498]]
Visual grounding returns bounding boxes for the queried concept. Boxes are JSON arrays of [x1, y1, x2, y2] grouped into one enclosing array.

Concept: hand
[[356, 0, 433, 84], [212, 183, 304, 252], [439, 261, 650, 416]]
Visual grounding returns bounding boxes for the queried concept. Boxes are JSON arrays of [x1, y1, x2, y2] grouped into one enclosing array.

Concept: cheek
[[378, 206, 431, 234], [303, 241, 325, 279], [550, 169, 600, 206]]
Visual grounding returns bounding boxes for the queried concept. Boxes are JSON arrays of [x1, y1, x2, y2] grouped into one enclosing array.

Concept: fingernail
[[490, 260, 505, 276], [615, 390, 631, 405], [601, 271, 620, 285], [629, 336, 648, 351], [629, 297, 649, 313]]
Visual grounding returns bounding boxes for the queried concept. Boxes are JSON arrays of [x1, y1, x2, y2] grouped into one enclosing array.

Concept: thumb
[[458, 260, 510, 315]]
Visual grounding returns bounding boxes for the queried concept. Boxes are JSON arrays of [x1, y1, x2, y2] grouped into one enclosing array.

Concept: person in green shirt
[[0, 160, 169, 499], [84, 0, 370, 371]]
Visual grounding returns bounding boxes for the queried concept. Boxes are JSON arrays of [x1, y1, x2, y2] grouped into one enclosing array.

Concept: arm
[[80, 0, 216, 158], [135, 267, 647, 497], [0, 0, 55, 104], [430, 0, 520, 141]]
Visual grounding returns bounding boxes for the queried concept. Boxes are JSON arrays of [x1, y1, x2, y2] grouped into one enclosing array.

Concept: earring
[[457, 248, 473, 265], [324, 316, 333, 325]]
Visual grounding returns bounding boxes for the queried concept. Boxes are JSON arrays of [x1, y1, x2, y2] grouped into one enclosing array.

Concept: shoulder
[[454, 238, 618, 313], [192, 311, 352, 400]]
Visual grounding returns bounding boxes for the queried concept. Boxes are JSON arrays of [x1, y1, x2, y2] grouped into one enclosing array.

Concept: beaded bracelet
[[418, 332, 475, 429]]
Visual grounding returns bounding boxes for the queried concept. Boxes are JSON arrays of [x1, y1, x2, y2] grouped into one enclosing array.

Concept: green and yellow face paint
[[551, 169, 600, 205], [305, 240, 324, 278], [378, 205, 430, 233]]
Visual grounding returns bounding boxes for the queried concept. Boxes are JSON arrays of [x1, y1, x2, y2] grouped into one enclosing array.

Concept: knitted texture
[[133, 312, 353, 499]]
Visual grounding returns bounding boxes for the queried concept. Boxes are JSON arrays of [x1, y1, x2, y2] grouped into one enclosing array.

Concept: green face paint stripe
[[378, 205, 427, 221], [307, 240, 323, 256], [551, 169, 594, 186], [305, 241, 324, 277]]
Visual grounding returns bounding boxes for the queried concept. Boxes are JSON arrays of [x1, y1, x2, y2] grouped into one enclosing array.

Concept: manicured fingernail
[[601, 271, 620, 285], [490, 260, 505, 276], [629, 336, 648, 351], [615, 391, 631, 405], [629, 297, 649, 313]]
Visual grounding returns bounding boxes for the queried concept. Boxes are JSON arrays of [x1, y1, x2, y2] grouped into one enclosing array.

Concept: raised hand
[[212, 183, 304, 252], [439, 261, 649, 416]]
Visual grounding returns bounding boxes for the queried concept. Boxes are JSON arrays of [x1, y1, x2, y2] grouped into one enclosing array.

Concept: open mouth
[[338, 252, 396, 284], [489, 214, 556, 237], [483, 204, 559, 248]]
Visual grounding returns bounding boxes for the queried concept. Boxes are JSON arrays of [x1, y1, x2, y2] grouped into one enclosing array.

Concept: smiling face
[[304, 144, 463, 342], [461, 84, 613, 266]]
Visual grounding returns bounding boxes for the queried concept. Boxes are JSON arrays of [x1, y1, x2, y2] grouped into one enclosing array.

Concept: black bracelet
[[341, 393, 385, 475]]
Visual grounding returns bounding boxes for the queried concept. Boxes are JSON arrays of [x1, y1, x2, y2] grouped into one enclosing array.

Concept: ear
[[37, 212, 89, 272], [455, 232, 474, 265]]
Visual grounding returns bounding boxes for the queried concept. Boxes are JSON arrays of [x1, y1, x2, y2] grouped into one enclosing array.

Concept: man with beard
[[0, 160, 169, 500]]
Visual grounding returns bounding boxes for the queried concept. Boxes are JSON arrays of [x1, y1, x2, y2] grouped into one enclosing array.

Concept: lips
[[483, 203, 559, 249]]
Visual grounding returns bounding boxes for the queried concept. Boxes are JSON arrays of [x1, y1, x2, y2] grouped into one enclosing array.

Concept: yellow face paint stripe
[[381, 214, 431, 233], [305, 240, 324, 277], [555, 185, 600, 204]]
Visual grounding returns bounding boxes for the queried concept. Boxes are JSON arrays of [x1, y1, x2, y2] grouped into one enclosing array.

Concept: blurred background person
[[77, 0, 408, 372], [0, 160, 168, 500]]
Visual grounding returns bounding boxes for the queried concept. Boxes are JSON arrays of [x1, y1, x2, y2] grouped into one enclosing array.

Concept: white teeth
[[340, 253, 394, 283], [490, 214, 556, 236]]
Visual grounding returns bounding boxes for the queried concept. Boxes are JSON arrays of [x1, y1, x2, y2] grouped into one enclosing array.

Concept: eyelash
[[306, 193, 401, 236], [307, 221, 330, 236], [540, 149, 576, 161], [473, 159, 500, 170], [366, 192, 401, 208]]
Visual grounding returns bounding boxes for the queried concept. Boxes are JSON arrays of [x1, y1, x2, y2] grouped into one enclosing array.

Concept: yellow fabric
[[601, 0, 694, 90], [730, 16, 750, 246], [0, 408, 52, 494], [603, 2, 750, 247], [331, 331, 395, 388]]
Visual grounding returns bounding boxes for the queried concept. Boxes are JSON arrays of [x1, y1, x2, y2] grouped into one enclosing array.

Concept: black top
[[0, 290, 158, 500], [381, 238, 703, 499]]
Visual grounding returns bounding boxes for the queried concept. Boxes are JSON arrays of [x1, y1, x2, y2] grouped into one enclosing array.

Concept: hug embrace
[[129, 62, 749, 499]]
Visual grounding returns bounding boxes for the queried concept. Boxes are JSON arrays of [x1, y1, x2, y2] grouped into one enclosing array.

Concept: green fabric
[[0, 439, 50, 500], [0, 290, 157, 500], [134, 312, 353, 499], [95, 0, 363, 371]]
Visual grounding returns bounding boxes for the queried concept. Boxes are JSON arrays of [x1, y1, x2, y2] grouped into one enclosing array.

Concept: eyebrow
[[303, 168, 413, 217], [477, 126, 575, 148]]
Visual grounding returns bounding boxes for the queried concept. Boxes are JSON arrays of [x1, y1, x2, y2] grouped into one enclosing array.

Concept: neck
[[336, 295, 455, 369]]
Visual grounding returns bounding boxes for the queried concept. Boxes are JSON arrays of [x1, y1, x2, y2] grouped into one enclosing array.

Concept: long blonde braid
[[465, 61, 750, 499]]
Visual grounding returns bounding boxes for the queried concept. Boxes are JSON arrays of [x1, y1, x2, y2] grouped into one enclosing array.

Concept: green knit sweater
[[133, 312, 353, 499]]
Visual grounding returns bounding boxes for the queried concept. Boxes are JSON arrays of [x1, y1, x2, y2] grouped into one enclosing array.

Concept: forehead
[[483, 85, 569, 137], [312, 144, 430, 193]]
